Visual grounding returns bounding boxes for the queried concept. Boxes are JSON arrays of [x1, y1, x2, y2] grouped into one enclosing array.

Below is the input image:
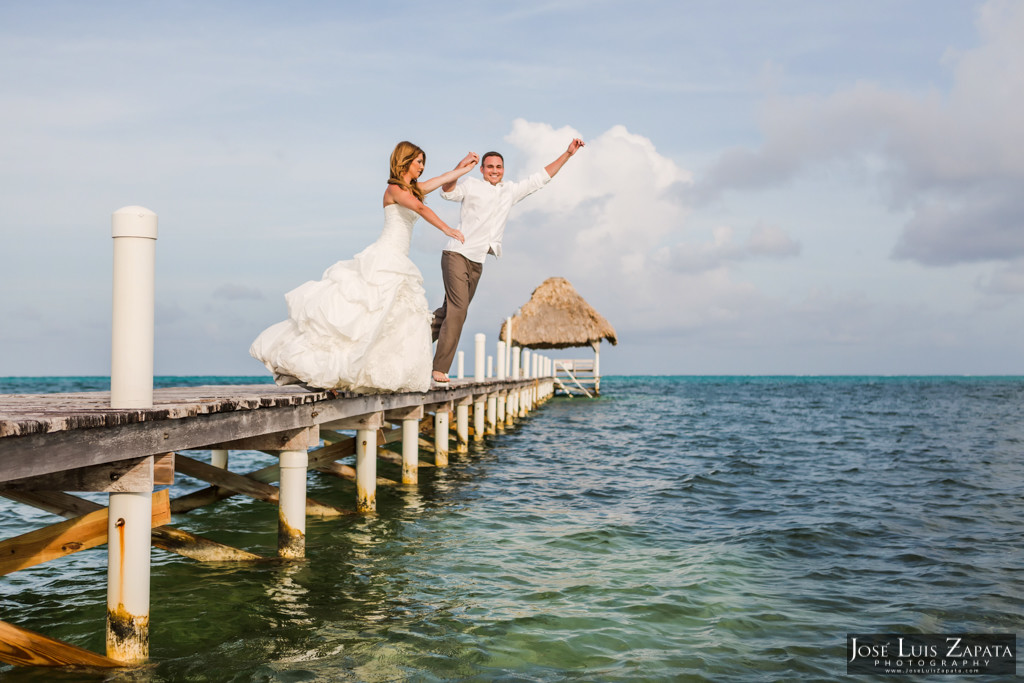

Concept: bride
[[250, 142, 477, 392]]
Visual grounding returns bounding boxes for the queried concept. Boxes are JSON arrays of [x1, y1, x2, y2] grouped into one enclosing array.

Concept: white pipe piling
[[355, 429, 377, 512], [277, 449, 308, 558], [106, 490, 152, 663], [110, 206, 157, 409]]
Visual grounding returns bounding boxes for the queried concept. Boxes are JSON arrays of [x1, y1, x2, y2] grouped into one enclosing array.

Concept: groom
[[431, 137, 586, 383]]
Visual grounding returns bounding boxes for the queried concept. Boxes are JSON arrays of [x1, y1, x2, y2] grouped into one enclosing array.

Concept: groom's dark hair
[[482, 151, 504, 165]]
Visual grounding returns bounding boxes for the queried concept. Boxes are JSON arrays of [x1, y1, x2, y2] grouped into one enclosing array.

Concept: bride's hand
[[447, 228, 465, 243], [458, 152, 478, 170]]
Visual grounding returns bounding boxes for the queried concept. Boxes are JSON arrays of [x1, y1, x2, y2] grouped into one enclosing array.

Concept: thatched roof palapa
[[498, 277, 617, 350]]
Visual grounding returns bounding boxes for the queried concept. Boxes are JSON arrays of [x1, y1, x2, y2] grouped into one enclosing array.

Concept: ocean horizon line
[[3, 373, 1024, 381]]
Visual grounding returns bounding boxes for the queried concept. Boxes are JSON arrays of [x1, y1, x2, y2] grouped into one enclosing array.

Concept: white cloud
[[694, 0, 1024, 268], [478, 119, 802, 337]]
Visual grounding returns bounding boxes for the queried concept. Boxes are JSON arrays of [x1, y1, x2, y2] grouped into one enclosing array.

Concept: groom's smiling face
[[480, 155, 504, 185]]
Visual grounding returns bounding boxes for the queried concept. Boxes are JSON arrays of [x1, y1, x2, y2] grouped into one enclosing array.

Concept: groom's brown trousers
[[432, 251, 483, 374]]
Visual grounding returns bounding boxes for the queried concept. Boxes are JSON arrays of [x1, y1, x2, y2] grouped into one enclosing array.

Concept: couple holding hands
[[251, 136, 585, 393]]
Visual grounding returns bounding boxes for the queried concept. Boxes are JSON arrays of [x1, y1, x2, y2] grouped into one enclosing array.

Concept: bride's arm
[[419, 152, 478, 195], [385, 186, 465, 243]]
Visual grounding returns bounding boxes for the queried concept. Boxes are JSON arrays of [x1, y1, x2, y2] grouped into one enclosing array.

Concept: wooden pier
[[0, 375, 554, 668]]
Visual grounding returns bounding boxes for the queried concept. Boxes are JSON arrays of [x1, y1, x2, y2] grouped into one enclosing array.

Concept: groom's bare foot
[[432, 371, 450, 383]]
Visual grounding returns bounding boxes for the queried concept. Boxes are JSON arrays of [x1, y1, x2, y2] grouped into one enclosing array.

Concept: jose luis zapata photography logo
[[847, 633, 1016, 675]]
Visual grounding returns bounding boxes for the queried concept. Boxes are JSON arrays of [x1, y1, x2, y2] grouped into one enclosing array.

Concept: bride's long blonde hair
[[388, 141, 426, 201]]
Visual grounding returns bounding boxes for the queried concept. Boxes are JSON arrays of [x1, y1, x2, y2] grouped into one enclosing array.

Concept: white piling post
[[522, 349, 531, 379], [496, 341, 507, 380], [211, 449, 229, 469], [402, 418, 419, 484], [111, 206, 157, 409], [512, 347, 521, 380], [107, 206, 157, 663], [456, 400, 470, 452], [434, 409, 449, 467], [473, 398, 485, 442], [486, 393, 497, 435], [497, 390, 506, 428], [457, 351, 465, 379], [356, 429, 377, 512], [278, 449, 307, 558], [505, 316, 513, 377], [487, 356, 493, 379], [505, 390, 515, 427], [106, 490, 151, 663], [474, 333, 485, 382]]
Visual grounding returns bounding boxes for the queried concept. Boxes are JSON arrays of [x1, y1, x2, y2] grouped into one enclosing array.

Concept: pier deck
[[0, 379, 531, 481], [0, 376, 553, 668]]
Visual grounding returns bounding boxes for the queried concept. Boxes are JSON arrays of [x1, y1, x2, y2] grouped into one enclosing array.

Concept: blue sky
[[3, 0, 1023, 376]]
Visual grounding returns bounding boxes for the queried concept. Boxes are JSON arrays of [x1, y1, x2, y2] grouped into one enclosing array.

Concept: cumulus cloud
[[693, 0, 1024, 268], [480, 119, 802, 335]]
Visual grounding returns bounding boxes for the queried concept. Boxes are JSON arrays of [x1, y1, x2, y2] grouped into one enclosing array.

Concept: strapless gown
[[250, 204, 433, 393]]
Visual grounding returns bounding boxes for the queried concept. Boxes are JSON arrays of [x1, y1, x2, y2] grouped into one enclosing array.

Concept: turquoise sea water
[[0, 376, 1021, 681]]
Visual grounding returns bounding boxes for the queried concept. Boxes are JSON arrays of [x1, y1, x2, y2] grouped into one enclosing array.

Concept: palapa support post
[[592, 340, 601, 395], [512, 346, 521, 380], [277, 449, 307, 559]]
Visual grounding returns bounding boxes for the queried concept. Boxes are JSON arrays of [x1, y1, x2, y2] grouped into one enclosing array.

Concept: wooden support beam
[[1, 455, 161, 493], [384, 405, 424, 421], [209, 426, 318, 452], [169, 437, 359, 513], [0, 619, 121, 669], [153, 452, 175, 486], [320, 411, 384, 432], [173, 454, 345, 517], [0, 490, 264, 562], [376, 451, 435, 469], [0, 490, 170, 576], [316, 461, 398, 487]]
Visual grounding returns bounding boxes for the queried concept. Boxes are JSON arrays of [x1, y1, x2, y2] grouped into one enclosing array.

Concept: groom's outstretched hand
[[567, 138, 585, 156]]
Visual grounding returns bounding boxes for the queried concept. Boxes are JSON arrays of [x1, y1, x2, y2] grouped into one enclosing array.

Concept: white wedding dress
[[250, 204, 433, 393]]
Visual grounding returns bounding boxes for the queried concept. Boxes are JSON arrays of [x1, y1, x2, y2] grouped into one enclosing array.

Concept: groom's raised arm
[[544, 138, 585, 178]]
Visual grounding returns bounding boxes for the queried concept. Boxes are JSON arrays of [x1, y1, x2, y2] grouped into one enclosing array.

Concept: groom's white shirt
[[440, 170, 551, 263]]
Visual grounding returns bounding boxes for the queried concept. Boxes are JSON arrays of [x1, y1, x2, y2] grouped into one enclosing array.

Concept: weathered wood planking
[[0, 380, 531, 483]]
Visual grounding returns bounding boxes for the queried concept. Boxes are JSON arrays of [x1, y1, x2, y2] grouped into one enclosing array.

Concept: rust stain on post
[[106, 605, 149, 664], [277, 510, 305, 559]]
